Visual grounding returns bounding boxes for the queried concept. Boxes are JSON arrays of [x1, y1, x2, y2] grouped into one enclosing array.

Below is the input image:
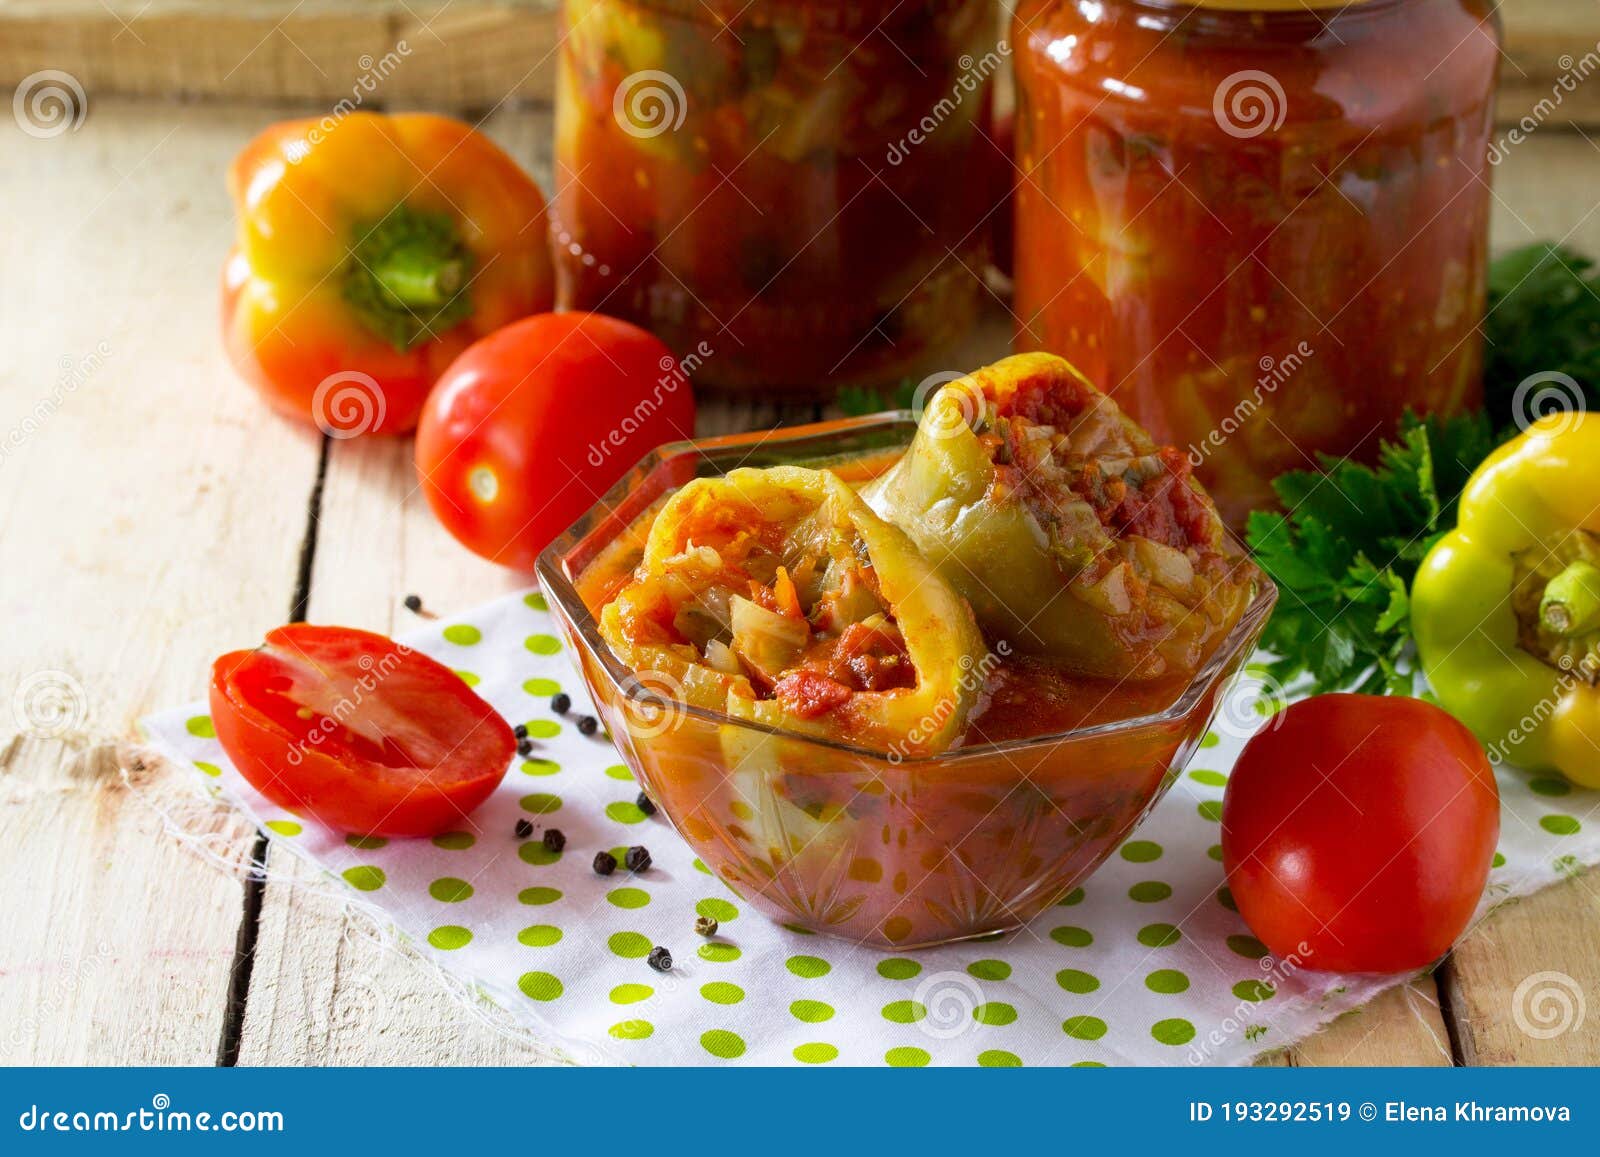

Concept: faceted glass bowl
[[536, 415, 1276, 948]]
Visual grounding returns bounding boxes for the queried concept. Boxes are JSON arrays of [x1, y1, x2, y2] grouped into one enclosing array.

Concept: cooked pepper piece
[[599, 465, 985, 755], [1413, 413, 1600, 787], [866, 352, 1256, 680], [223, 112, 555, 435]]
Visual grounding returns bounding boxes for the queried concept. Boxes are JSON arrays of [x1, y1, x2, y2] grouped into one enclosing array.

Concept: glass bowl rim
[[536, 412, 1278, 764]]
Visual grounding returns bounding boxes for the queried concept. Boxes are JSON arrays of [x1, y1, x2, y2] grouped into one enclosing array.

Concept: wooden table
[[3, 99, 1598, 1067]]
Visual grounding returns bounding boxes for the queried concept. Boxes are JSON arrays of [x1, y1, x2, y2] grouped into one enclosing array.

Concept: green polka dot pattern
[[147, 585, 1597, 1068]]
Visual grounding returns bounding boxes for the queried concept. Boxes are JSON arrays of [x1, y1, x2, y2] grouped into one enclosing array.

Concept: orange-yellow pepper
[[222, 112, 555, 435]]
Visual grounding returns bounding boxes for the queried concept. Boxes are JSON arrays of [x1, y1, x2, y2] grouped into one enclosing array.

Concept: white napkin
[[141, 588, 1600, 1065]]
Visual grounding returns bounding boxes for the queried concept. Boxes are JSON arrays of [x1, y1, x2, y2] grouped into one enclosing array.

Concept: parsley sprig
[[1247, 242, 1599, 694]]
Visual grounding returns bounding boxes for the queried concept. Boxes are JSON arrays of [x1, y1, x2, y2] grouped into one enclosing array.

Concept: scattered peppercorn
[[635, 792, 657, 817], [517, 739, 533, 757], [694, 915, 718, 937], [592, 850, 617, 876], [513, 723, 528, 740], [403, 594, 423, 613], [514, 818, 533, 839], [551, 692, 571, 714], [542, 828, 566, 853], [647, 946, 672, 972], [577, 714, 599, 736], [625, 845, 651, 872]]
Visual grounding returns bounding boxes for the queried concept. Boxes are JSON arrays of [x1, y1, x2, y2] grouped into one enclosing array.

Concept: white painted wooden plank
[[0, 101, 322, 1063]]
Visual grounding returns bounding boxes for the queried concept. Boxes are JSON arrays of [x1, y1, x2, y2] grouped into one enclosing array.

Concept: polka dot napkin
[[141, 589, 1600, 1066]]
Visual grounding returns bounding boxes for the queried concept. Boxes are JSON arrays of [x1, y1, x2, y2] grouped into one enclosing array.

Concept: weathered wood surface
[[1, 99, 1597, 1066], [2, 0, 1597, 127], [0, 101, 318, 1063]]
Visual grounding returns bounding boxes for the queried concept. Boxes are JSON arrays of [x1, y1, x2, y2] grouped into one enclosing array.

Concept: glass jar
[[1012, 0, 1501, 524], [553, 0, 1001, 397]]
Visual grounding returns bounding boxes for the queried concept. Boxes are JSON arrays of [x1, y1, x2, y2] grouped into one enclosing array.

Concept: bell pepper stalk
[[1413, 413, 1600, 787], [598, 466, 987, 757], [222, 112, 555, 435]]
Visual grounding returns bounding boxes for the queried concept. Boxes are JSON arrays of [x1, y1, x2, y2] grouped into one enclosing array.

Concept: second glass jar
[[553, 0, 1002, 396], [1012, 0, 1502, 524]]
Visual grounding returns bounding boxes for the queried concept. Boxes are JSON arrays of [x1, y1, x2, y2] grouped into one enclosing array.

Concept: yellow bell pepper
[[599, 465, 986, 756], [1413, 413, 1600, 786]]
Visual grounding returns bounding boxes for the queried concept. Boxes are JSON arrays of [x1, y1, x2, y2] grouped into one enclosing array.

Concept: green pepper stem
[[371, 247, 464, 309], [1540, 560, 1600, 636]]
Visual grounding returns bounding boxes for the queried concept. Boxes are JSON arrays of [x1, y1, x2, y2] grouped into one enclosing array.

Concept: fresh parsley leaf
[[1247, 410, 1493, 695], [1484, 242, 1600, 427]]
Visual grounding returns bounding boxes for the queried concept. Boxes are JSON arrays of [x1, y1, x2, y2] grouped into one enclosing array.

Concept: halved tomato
[[209, 624, 515, 837]]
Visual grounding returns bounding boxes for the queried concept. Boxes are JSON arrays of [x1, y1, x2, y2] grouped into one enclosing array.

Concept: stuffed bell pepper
[[598, 465, 986, 756], [1414, 413, 1600, 787], [866, 353, 1257, 680], [223, 112, 555, 435]]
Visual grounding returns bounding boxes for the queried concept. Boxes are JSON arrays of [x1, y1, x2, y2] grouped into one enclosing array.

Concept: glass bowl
[[536, 414, 1277, 949]]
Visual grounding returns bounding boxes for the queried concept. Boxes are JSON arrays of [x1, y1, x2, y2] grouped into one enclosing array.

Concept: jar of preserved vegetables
[[1012, 0, 1501, 524], [553, 0, 1002, 396]]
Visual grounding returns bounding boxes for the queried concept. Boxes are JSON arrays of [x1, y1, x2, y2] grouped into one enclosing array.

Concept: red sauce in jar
[[1012, 0, 1501, 524]]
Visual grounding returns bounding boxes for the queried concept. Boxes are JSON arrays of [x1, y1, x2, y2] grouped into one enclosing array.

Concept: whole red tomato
[[1221, 693, 1498, 973], [210, 624, 515, 837], [415, 312, 695, 569]]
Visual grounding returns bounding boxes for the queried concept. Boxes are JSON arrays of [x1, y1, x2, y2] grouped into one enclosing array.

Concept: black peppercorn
[[551, 693, 572, 715], [647, 946, 672, 972], [517, 739, 533, 757], [513, 723, 528, 740], [514, 818, 533, 839], [694, 915, 718, 937], [635, 792, 657, 817], [592, 850, 617, 876], [542, 828, 566, 853], [576, 715, 599, 736], [403, 594, 423, 613], [625, 845, 651, 872]]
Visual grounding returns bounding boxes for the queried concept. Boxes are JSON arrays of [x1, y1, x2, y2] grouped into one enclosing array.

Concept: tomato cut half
[[209, 624, 515, 837]]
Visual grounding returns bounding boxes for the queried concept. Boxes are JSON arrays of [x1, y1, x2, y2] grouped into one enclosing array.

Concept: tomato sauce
[[1012, 0, 1502, 524]]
